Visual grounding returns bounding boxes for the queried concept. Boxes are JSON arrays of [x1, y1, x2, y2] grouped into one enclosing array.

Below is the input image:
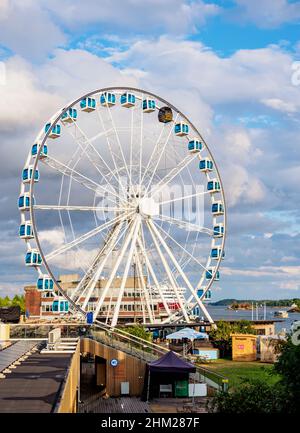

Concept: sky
[[0, 0, 300, 301]]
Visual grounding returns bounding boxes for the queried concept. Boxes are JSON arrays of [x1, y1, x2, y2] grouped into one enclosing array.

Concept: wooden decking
[[79, 397, 151, 413]]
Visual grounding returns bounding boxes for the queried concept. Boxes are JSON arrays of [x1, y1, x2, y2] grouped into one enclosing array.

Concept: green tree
[[274, 336, 300, 412], [210, 379, 285, 413], [121, 324, 152, 342]]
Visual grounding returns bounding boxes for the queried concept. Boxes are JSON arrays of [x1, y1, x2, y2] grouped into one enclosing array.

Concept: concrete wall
[[57, 343, 80, 413], [231, 334, 257, 361], [81, 338, 146, 397]]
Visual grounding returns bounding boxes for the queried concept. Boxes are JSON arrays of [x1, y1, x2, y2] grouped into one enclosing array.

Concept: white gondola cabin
[[188, 138, 202, 153], [199, 158, 213, 172], [18, 193, 33, 211], [22, 165, 39, 183], [45, 123, 61, 139], [25, 249, 42, 266], [32, 143, 48, 158], [174, 122, 189, 136], [19, 221, 33, 239], [207, 178, 220, 193], [142, 98, 156, 113], [211, 247, 225, 260], [52, 297, 69, 313], [120, 92, 136, 108], [206, 268, 220, 281], [212, 201, 224, 215], [100, 92, 116, 107], [61, 108, 77, 123], [80, 97, 96, 112], [213, 224, 224, 238], [37, 275, 54, 291]]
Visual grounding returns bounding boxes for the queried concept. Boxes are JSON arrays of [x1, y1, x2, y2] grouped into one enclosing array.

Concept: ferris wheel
[[19, 87, 226, 327]]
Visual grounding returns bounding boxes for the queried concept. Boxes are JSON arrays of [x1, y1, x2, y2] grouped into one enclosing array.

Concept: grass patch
[[197, 359, 281, 390]]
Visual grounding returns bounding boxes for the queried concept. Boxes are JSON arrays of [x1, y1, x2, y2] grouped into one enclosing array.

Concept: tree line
[[0, 295, 25, 313], [211, 298, 300, 307]]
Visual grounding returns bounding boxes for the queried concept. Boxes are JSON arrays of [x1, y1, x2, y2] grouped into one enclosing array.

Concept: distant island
[[210, 298, 300, 310]]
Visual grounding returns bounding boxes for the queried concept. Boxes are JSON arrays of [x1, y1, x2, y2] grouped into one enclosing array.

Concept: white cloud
[[0, 56, 63, 132], [0, 0, 9, 20], [262, 98, 298, 113], [37, 48, 138, 99], [223, 265, 300, 277], [232, 0, 300, 28], [38, 229, 65, 247], [44, 0, 221, 34], [0, 0, 66, 60]]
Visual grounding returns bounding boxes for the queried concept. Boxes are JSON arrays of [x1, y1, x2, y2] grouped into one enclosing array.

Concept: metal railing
[[91, 321, 228, 390], [8, 321, 229, 391]]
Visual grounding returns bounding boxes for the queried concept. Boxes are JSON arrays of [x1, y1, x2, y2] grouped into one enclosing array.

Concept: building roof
[[0, 348, 72, 413]]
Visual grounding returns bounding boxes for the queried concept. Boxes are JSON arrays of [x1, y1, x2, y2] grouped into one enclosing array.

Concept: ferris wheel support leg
[[92, 218, 139, 321], [134, 246, 155, 324], [146, 220, 190, 323], [148, 219, 214, 325], [136, 234, 171, 317], [80, 222, 129, 309], [111, 217, 141, 328]]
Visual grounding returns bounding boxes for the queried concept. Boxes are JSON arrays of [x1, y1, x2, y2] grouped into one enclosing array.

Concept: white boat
[[274, 310, 289, 318]]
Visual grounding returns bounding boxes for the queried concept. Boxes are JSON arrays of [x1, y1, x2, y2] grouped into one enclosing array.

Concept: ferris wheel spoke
[[91, 217, 139, 321], [145, 220, 190, 323], [41, 155, 121, 205], [106, 101, 131, 183], [134, 248, 154, 323], [149, 153, 199, 198], [95, 104, 129, 198], [154, 214, 213, 235], [45, 211, 133, 262], [110, 217, 141, 328], [152, 220, 210, 274], [148, 219, 214, 324], [64, 115, 127, 200], [79, 221, 129, 309], [33, 204, 131, 212], [159, 189, 210, 206], [136, 229, 171, 316], [139, 94, 144, 186], [142, 113, 179, 194]]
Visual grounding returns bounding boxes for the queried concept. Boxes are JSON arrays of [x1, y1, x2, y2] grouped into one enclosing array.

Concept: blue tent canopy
[[166, 328, 209, 340]]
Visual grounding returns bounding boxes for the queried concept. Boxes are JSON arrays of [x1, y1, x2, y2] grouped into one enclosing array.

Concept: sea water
[[206, 305, 300, 333]]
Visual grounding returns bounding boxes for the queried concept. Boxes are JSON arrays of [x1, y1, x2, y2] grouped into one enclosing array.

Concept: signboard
[[110, 358, 119, 367]]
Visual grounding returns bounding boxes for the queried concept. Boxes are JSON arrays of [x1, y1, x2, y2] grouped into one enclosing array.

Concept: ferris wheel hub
[[139, 197, 159, 217]]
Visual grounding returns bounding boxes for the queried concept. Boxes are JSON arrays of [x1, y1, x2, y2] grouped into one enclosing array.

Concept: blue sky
[[0, 0, 300, 301]]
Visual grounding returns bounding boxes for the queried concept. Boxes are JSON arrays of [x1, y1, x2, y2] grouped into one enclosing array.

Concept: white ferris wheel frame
[[19, 86, 227, 326]]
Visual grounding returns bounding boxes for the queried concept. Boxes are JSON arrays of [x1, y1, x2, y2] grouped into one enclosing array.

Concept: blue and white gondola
[[174, 122, 189, 136], [80, 97, 96, 112], [120, 92, 136, 108], [45, 123, 61, 139]]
